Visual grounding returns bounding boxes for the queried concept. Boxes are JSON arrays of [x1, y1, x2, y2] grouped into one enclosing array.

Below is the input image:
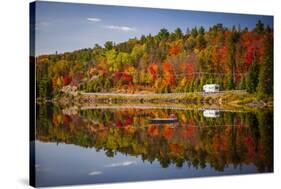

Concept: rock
[[247, 100, 266, 108]]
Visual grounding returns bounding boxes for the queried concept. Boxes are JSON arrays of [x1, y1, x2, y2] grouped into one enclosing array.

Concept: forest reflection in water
[[35, 103, 273, 186]]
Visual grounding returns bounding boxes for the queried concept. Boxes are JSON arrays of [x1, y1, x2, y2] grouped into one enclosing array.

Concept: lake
[[33, 104, 273, 187]]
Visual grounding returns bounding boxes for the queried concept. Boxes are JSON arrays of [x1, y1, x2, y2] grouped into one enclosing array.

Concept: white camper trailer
[[203, 84, 220, 93]]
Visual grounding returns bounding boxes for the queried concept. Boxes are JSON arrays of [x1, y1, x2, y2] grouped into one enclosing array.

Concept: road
[[80, 90, 247, 98]]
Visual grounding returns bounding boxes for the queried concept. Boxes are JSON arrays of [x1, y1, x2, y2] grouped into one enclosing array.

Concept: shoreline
[[44, 90, 274, 110]]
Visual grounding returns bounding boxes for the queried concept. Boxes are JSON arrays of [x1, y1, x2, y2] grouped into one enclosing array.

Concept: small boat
[[149, 114, 178, 124]]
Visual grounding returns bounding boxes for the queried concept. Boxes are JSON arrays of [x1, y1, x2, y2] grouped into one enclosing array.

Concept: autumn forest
[[36, 20, 273, 102]]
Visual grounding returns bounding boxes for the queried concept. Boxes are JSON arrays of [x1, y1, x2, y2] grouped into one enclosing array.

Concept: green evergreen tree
[[257, 37, 273, 97], [174, 27, 183, 39], [226, 73, 234, 90], [226, 32, 236, 90], [246, 60, 259, 93], [238, 76, 246, 90], [254, 20, 265, 34]]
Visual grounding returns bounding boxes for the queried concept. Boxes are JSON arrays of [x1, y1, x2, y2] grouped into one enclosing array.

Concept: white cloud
[[87, 17, 102, 22], [105, 161, 137, 167], [104, 25, 136, 32], [88, 171, 102, 176]]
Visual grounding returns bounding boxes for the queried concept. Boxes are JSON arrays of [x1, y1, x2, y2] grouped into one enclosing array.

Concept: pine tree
[[227, 73, 234, 90], [238, 76, 246, 90], [226, 31, 237, 90], [246, 60, 259, 93], [254, 20, 265, 34], [257, 36, 273, 97]]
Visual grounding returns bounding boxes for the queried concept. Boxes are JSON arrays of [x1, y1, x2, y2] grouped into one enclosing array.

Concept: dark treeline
[[36, 21, 273, 99]]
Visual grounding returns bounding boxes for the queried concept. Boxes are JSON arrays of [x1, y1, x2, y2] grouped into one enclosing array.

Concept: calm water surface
[[34, 104, 273, 187]]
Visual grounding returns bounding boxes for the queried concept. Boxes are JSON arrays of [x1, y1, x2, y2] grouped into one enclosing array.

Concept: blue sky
[[34, 1, 273, 56]]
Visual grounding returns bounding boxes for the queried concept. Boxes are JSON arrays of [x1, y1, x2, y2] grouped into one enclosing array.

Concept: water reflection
[[203, 109, 220, 118], [35, 104, 273, 186]]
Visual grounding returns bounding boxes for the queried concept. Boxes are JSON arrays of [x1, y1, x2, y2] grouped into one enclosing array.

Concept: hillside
[[35, 20, 273, 102]]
